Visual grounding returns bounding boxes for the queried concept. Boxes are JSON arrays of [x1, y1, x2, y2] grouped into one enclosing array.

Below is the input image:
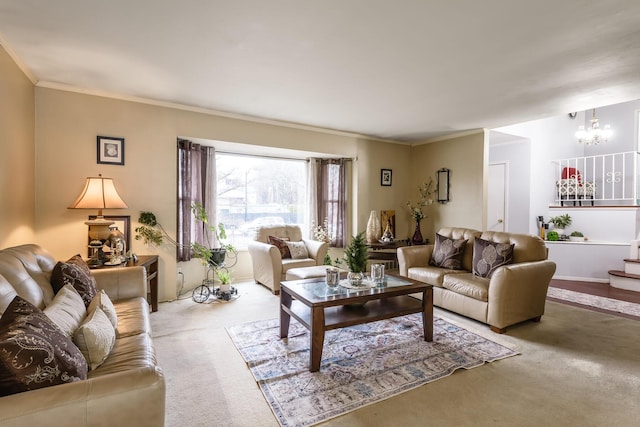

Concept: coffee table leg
[[310, 306, 325, 372], [422, 287, 433, 342], [280, 289, 292, 338]]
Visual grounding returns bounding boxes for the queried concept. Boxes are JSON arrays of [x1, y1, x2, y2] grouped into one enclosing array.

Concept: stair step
[[623, 258, 640, 263], [609, 270, 640, 292], [609, 270, 640, 279]]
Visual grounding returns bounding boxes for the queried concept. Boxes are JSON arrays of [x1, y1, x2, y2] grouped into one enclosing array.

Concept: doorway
[[488, 162, 508, 232]]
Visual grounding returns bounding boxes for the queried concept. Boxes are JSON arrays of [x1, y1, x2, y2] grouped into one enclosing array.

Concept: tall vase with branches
[[406, 177, 436, 244]]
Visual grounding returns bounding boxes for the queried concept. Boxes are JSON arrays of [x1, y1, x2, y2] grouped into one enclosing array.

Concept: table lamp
[[68, 174, 128, 265]]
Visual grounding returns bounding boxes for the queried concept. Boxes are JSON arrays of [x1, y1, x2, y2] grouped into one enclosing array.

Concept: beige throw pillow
[[73, 306, 115, 371], [44, 284, 87, 337], [88, 290, 117, 329], [286, 241, 309, 259]]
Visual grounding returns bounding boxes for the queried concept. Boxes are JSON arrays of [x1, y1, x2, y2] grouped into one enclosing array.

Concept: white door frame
[[488, 161, 509, 232]]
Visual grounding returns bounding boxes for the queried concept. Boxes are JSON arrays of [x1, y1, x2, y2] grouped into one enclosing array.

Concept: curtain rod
[[215, 150, 353, 163]]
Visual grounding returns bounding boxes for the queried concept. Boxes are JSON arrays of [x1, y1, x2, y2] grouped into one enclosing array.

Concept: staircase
[[609, 259, 640, 292]]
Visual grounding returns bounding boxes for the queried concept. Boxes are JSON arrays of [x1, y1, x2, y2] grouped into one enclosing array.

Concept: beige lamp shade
[[69, 174, 128, 243], [69, 174, 128, 214]]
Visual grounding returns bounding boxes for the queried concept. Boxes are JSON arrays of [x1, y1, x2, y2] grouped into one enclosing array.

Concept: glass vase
[[412, 220, 424, 245], [347, 271, 364, 286]]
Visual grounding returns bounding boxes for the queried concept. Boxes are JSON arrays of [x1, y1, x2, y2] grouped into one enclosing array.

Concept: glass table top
[[284, 274, 422, 302]]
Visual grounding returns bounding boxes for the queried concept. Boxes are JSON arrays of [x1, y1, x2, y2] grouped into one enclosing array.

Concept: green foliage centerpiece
[[344, 231, 368, 286]]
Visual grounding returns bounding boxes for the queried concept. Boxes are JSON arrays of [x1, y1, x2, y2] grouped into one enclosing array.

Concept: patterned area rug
[[547, 287, 640, 318], [227, 314, 518, 427]]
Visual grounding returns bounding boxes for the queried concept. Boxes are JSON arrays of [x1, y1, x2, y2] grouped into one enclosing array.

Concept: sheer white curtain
[[307, 158, 321, 237], [203, 147, 216, 246]]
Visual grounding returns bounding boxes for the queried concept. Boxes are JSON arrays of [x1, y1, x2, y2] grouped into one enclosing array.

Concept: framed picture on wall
[[381, 169, 392, 186], [97, 136, 125, 165], [87, 215, 130, 257]]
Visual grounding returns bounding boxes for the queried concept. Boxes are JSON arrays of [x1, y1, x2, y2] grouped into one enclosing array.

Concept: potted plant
[[135, 211, 178, 246], [135, 204, 236, 267], [216, 269, 232, 294], [546, 230, 560, 241], [569, 231, 585, 242], [190, 202, 236, 267], [344, 231, 368, 286], [549, 214, 572, 234]]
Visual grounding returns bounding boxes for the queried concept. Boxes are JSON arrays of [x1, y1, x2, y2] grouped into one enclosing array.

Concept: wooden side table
[[90, 255, 159, 312], [127, 256, 159, 312]]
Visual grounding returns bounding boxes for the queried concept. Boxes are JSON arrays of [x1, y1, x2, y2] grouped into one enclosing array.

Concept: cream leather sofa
[[0, 244, 165, 426], [248, 225, 328, 294], [398, 227, 556, 333]]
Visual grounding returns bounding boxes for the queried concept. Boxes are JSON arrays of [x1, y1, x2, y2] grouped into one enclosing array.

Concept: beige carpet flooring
[[151, 282, 640, 427]]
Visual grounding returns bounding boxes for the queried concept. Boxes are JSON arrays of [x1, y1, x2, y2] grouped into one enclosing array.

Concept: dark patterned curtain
[[177, 139, 210, 261]]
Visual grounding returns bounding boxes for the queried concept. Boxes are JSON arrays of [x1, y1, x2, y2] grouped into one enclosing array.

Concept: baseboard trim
[[552, 275, 609, 283]]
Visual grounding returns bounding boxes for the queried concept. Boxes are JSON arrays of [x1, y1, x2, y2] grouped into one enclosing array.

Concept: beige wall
[[0, 45, 35, 247], [1, 48, 487, 302], [410, 131, 487, 239], [34, 87, 418, 300]]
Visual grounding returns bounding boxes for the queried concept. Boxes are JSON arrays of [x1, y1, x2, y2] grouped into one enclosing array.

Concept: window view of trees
[[216, 153, 307, 247]]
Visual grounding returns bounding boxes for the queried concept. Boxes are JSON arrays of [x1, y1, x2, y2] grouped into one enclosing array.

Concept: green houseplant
[[569, 230, 585, 242], [215, 269, 232, 293], [135, 204, 236, 267], [549, 214, 572, 234], [190, 202, 235, 267], [344, 231, 368, 286]]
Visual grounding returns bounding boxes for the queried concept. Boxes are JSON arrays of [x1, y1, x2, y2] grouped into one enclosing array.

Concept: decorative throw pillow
[[44, 284, 87, 337], [286, 241, 309, 259], [430, 233, 468, 270], [268, 235, 291, 259], [73, 306, 116, 371], [0, 296, 88, 397], [50, 254, 98, 307], [472, 238, 515, 278], [88, 290, 117, 329]]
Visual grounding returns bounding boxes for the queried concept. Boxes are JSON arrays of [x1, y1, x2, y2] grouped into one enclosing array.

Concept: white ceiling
[[2, 0, 640, 142]]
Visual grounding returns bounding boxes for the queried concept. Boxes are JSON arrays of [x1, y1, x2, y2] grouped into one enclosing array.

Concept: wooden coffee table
[[279, 273, 433, 372]]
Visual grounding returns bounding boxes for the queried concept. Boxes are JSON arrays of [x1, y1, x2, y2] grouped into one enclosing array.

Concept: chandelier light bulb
[[576, 109, 611, 145]]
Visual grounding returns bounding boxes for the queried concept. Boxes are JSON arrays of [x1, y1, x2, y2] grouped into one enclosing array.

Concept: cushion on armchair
[[268, 236, 291, 259]]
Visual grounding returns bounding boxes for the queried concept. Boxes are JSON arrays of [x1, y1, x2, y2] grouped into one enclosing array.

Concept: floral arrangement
[[311, 217, 334, 244], [406, 177, 436, 222]]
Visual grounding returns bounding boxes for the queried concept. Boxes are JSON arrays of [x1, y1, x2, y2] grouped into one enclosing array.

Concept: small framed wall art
[[97, 136, 125, 165], [381, 169, 392, 186]]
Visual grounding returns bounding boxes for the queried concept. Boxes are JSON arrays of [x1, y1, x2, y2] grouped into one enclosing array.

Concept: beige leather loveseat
[[0, 244, 165, 426], [248, 225, 328, 294], [398, 227, 556, 333]]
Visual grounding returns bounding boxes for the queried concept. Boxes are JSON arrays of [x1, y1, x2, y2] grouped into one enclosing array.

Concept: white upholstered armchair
[[247, 225, 328, 294]]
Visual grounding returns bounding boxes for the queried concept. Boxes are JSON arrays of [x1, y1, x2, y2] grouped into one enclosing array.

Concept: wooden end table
[[279, 273, 433, 372]]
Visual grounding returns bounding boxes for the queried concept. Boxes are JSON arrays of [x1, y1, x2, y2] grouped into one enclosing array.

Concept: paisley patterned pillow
[[50, 255, 97, 307], [268, 236, 291, 259], [429, 233, 468, 270], [0, 296, 88, 397], [472, 238, 514, 278]]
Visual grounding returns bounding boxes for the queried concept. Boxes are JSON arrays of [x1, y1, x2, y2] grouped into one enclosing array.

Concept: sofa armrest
[[0, 366, 165, 427], [302, 239, 329, 265], [397, 245, 434, 276], [92, 266, 147, 302], [247, 241, 283, 292], [487, 260, 557, 329]]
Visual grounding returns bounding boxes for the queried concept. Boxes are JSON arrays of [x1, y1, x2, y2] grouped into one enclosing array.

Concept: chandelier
[[576, 108, 612, 145]]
